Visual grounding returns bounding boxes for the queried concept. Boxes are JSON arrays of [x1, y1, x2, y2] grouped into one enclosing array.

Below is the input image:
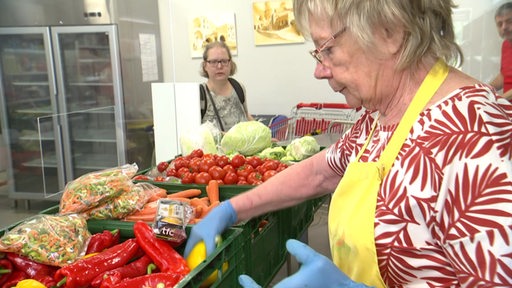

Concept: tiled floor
[[0, 195, 58, 230], [0, 180, 331, 287]]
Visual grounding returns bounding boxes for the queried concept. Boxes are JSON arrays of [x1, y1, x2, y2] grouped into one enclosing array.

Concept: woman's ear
[[376, 26, 405, 56]]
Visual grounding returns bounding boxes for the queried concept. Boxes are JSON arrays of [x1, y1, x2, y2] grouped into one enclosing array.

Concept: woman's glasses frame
[[206, 59, 231, 66], [309, 27, 347, 64]]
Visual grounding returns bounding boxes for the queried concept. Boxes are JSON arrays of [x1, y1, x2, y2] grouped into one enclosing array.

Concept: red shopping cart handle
[[296, 102, 353, 110]]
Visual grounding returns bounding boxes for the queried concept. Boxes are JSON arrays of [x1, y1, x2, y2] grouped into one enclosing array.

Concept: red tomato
[[165, 168, 177, 177], [202, 153, 216, 160], [208, 166, 226, 180], [247, 171, 263, 185], [236, 164, 254, 178], [195, 172, 212, 184], [260, 160, 279, 172], [224, 172, 238, 185], [133, 175, 150, 181], [262, 170, 278, 182], [231, 154, 246, 168], [157, 161, 169, 173], [237, 178, 249, 185], [154, 176, 166, 182], [188, 158, 201, 173], [176, 167, 190, 178], [181, 172, 195, 184], [189, 149, 204, 159], [246, 156, 263, 169], [199, 158, 216, 173], [276, 163, 288, 172], [216, 155, 230, 167], [173, 157, 189, 170], [223, 164, 236, 174]]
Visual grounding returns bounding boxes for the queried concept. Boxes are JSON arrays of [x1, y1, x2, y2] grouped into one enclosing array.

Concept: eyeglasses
[[309, 27, 347, 64], [206, 59, 231, 66]]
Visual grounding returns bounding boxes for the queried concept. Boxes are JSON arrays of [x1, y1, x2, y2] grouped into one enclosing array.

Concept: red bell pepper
[[112, 272, 182, 288], [90, 255, 154, 288], [54, 238, 140, 288], [1, 270, 27, 288], [133, 221, 190, 276], [0, 259, 12, 287], [6, 253, 57, 287], [86, 229, 120, 254]]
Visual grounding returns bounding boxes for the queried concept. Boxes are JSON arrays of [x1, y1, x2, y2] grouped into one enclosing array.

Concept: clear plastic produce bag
[[0, 214, 90, 266], [59, 163, 138, 215]]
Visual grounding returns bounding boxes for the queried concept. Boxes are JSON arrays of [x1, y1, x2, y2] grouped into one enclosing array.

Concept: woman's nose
[[314, 62, 332, 79]]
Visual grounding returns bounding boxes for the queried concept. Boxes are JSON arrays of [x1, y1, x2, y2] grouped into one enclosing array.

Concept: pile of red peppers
[[0, 221, 191, 288]]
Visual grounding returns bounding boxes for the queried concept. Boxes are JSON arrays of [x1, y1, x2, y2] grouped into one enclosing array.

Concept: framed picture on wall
[[252, 0, 304, 46], [189, 12, 238, 58]]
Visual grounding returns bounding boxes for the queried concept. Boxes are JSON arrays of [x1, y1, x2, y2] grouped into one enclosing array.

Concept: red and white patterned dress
[[326, 84, 512, 287]]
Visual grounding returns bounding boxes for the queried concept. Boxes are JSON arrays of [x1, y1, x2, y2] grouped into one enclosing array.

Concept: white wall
[[157, 0, 504, 116], [455, 0, 503, 83]]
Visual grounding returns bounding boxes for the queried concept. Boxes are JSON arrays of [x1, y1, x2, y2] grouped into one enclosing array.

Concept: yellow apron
[[328, 60, 449, 287]]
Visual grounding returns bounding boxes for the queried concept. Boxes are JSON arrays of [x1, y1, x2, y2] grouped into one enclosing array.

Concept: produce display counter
[[1, 209, 246, 288], [1, 182, 327, 288]]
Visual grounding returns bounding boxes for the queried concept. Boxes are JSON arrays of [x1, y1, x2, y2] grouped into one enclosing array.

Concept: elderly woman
[[185, 0, 512, 287]]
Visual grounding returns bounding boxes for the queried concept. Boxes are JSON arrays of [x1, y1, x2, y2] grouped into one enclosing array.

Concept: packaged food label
[[153, 199, 193, 247]]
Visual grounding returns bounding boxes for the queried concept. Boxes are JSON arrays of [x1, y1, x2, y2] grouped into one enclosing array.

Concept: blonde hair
[[293, 0, 463, 69], [199, 41, 237, 78]]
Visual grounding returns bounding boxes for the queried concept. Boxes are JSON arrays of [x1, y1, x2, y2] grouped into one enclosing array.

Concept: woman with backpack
[[199, 41, 254, 132]]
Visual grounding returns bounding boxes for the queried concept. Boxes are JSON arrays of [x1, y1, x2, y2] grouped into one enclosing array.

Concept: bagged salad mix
[[0, 214, 90, 266], [85, 182, 166, 220], [59, 163, 138, 215]]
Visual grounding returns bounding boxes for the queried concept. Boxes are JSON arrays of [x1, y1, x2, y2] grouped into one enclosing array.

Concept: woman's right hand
[[184, 200, 237, 257]]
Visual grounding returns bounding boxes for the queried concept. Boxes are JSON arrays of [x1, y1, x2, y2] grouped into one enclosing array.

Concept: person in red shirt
[[490, 2, 512, 100]]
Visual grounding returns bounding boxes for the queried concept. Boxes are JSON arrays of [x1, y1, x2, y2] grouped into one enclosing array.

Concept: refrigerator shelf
[[12, 81, 49, 86], [69, 82, 113, 86]]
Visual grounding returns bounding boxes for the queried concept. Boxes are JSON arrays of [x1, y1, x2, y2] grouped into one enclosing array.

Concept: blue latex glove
[[184, 200, 237, 258], [239, 239, 372, 288]]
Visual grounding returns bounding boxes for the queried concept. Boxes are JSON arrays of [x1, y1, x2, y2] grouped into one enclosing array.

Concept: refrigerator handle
[[55, 122, 66, 185], [46, 40, 58, 99]]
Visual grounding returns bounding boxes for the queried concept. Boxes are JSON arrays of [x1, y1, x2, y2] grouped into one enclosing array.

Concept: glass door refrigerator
[[0, 0, 162, 203], [0, 25, 125, 201]]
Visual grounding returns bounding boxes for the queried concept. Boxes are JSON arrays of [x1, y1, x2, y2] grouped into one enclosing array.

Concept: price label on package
[[153, 199, 193, 247]]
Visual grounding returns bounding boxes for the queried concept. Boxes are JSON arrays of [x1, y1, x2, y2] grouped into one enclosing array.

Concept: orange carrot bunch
[[123, 180, 221, 224]]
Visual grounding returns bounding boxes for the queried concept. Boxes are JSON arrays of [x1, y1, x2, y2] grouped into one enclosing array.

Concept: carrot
[[147, 188, 167, 202], [167, 189, 202, 199], [188, 218, 201, 224], [206, 180, 220, 203], [201, 201, 220, 218], [190, 197, 209, 209], [123, 214, 155, 222], [130, 207, 157, 216], [128, 201, 158, 216], [193, 205, 203, 219]]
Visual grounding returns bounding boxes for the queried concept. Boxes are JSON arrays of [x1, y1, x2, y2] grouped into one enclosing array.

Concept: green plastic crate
[[85, 220, 246, 288], [284, 195, 329, 241], [0, 217, 246, 288], [37, 183, 316, 287], [235, 211, 287, 287]]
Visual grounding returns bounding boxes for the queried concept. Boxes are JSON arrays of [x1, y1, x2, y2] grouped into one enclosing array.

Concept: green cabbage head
[[285, 135, 320, 161], [180, 125, 218, 156], [220, 121, 272, 156]]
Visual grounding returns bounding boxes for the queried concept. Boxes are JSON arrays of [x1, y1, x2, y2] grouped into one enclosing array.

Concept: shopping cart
[[269, 102, 359, 142]]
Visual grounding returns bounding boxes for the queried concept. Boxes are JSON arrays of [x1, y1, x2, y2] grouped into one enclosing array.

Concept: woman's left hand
[[239, 239, 372, 288]]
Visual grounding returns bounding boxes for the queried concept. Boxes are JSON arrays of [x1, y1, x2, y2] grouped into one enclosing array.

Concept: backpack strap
[[200, 84, 207, 119], [228, 78, 245, 105], [200, 78, 245, 120]]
